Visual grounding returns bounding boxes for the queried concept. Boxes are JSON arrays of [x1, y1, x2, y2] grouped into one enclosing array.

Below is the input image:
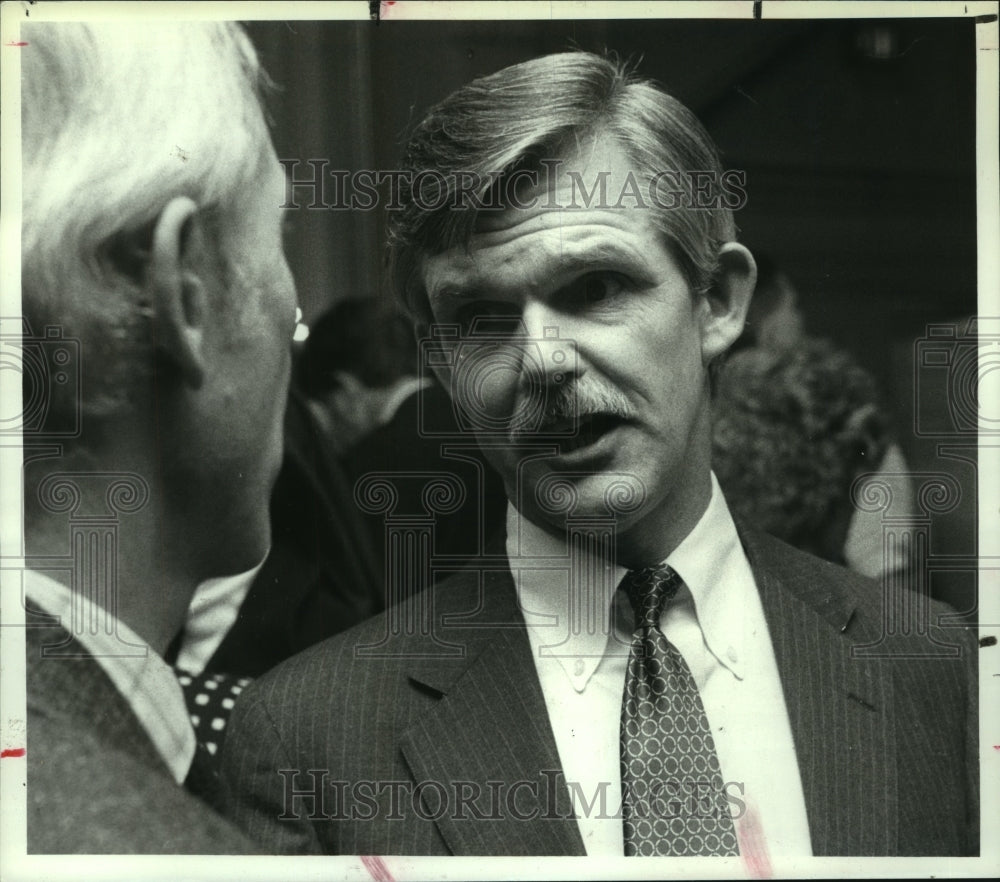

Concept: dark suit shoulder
[[28, 711, 257, 854], [744, 526, 879, 595], [741, 527, 973, 647], [24, 631, 258, 854], [245, 557, 516, 696]]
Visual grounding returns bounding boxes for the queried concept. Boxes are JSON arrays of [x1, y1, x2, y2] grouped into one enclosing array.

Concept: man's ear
[[145, 196, 210, 389], [698, 242, 757, 364]]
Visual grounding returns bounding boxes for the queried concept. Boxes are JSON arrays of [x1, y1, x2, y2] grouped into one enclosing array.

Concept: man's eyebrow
[[533, 236, 657, 280], [430, 239, 653, 296], [429, 284, 481, 303], [579, 240, 649, 269], [423, 260, 483, 301]]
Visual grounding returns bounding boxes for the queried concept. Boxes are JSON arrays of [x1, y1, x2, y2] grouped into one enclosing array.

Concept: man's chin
[[203, 538, 269, 582], [509, 463, 649, 528]]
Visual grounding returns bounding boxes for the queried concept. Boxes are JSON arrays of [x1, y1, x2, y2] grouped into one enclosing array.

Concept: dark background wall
[[246, 17, 980, 612]]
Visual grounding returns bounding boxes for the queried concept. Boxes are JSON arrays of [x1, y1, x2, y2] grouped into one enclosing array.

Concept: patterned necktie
[[619, 564, 739, 856], [175, 667, 252, 808]]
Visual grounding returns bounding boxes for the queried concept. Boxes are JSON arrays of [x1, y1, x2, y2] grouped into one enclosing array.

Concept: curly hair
[[712, 338, 890, 561]]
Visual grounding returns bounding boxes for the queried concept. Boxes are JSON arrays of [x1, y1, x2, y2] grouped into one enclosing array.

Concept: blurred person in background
[[722, 252, 916, 578], [296, 296, 430, 456], [319, 298, 509, 595], [713, 338, 892, 565], [730, 251, 804, 352]]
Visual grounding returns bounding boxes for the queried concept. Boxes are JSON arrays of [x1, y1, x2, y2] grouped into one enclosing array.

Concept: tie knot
[[621, 563, 681, 631]]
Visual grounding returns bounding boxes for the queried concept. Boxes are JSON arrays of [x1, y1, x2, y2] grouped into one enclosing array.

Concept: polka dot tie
[[619, 564, 739, 857], [175, 668, 252, 780]]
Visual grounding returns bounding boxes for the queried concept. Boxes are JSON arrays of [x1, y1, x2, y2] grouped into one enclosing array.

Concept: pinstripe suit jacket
[[25, 621, 259, 854], [220, 528, 978, 856]]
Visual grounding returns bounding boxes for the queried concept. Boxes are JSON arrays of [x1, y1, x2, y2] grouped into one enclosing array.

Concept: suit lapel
[[400, 565, 585, 856], [25, 621, 170, 775], [742, 529, 898, 855], [397, 526, 898, 856]]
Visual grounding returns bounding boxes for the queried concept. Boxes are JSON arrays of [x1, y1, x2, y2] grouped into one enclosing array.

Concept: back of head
[[387, 50, 737, 325], [712, 338, 889, 561], [21, 21, 272, 433]]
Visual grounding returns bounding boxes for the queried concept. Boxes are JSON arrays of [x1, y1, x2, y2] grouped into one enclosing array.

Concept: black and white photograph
[[1, 1, 997, 879]]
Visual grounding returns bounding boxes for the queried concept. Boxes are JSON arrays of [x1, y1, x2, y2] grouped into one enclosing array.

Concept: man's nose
[[516, 299, 577, 391], [520, 299, 561, 342]]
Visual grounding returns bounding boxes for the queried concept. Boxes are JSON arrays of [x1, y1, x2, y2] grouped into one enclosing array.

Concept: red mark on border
[[1, 747, 26, 758], [737, 804, 773, 879], [6, 41, 29, 47], [360, 855, 394, 882]]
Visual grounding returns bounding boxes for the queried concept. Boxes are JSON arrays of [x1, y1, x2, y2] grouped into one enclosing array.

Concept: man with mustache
[[221, 51, 978, 857]]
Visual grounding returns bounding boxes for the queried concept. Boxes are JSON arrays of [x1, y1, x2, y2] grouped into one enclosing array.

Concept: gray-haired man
[[20, 21, 296, 853]]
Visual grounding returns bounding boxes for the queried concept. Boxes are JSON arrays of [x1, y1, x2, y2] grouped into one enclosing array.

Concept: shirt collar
[[175, 559, 264, 676], [666, 473, 748, 680], [24, 570, 196, 783], [507, 472, 748, 687], [507, 504, 628, 691]]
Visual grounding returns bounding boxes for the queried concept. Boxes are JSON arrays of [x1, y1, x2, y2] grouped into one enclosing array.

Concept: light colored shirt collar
[[175, 559, 264, 676], [24, 569, 195, 784], [508, 472, 746, 690], [667, 473, 748, 680]]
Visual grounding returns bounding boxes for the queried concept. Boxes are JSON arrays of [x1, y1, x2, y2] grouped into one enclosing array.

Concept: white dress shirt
[[175, 560, 264, 675], [25, 569, 195, 784], [506, 473, 813, 857]]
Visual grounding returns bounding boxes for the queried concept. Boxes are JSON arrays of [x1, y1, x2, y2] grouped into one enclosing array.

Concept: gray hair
[[387, 51, 738, 324], [21, 21, 272, 426]]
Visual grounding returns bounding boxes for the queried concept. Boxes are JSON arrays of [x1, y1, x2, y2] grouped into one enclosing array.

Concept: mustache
[[506, 381, 633, 441]]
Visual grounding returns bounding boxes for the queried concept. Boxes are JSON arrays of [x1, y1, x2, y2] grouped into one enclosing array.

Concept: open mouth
[[553, 412, 626, 454]]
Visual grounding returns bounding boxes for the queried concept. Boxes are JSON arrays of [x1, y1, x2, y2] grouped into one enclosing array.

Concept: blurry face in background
[[421, 135, 725, 557], [755, 273, 804, 351], [313, 373, 395, 455]]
